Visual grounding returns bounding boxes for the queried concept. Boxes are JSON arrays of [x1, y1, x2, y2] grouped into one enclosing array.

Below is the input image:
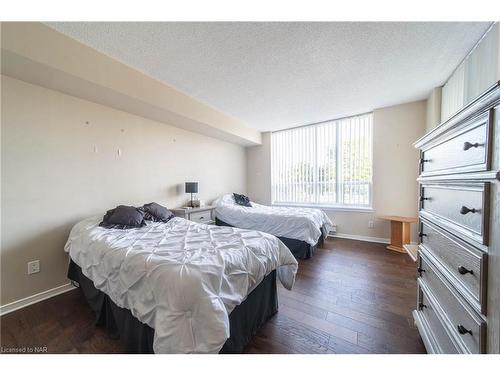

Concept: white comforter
[[214, 194, 333, 245], [64, 216, 297, 354]]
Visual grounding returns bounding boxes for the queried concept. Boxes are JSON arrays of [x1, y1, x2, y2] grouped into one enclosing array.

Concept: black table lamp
[[185, 182, 198, 207]]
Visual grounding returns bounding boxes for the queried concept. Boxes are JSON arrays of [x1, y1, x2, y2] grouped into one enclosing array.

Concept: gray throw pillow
[[233, 193, 252, 207], [99, 205, 147, 229], [140, 202, 174, 222]]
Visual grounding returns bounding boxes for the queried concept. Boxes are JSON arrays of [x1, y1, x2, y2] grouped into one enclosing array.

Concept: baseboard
[[0, 282, 76, 316], [330, 232, 418, 246], [331, 232, 390, 244]]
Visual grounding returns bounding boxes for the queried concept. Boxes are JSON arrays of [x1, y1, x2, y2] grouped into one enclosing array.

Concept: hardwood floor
[[0, 238, 426, 354]]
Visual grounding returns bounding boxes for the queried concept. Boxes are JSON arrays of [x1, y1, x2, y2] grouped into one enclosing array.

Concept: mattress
[[68, 260, 278, 353], [64, 216, 298, 353], [214, 194, 333, 245]]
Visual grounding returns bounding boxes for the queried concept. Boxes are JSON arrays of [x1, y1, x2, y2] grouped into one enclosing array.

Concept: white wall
[[1, 75, 247, 305], [246, 100, 427, 243]]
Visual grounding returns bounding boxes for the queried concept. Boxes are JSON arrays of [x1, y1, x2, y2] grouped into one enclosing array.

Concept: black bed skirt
[[67, 260, 278, 353], [215, 217, 326, 259]]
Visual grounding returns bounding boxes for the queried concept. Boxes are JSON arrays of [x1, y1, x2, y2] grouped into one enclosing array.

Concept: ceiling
[[46, 22, 492, 132]]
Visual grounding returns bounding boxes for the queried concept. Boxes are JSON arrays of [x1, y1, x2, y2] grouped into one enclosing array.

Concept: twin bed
[[214, 194, 333, 258], [65, 195, 332, 353]]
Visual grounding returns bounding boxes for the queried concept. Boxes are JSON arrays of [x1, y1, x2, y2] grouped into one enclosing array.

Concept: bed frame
[[67, 260, 278, 353], [215, 217, 327, 259]]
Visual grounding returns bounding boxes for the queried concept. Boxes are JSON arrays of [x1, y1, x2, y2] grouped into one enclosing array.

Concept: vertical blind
[[271, 113, 373, 207]]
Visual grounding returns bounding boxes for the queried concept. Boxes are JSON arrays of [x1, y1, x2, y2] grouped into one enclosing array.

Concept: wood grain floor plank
[[255, 315, 334, 354], [278, 305, 358, 344]]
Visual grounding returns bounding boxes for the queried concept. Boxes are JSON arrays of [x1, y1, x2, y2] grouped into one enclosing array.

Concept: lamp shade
[[185, 182, 198, 194]]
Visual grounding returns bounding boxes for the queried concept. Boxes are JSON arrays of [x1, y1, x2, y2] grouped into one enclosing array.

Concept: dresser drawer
[[420, 183, 490, 246], [415, 282, 460, 353], [418, 252, 486, 353], [420, 112, 491, 177], [420, 219, 487, 314], [188, 210, 213, 223]]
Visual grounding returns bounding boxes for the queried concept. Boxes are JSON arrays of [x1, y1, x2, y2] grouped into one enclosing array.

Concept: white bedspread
[[214, 194, 333, 245], [64, 216, 298, 354]]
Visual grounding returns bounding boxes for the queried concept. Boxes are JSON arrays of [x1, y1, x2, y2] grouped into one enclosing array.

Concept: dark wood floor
[[0, 238, 426, 354]]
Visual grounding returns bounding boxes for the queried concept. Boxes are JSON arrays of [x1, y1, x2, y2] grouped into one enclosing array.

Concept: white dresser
[[413, 82, 500, 354]]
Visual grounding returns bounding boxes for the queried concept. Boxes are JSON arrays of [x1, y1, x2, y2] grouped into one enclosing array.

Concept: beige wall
[[246, 132, 272, 205], [1, 22, 261, 146], [246, 100, 427, 242], [1, 75, 247, 305], [369, 100, 426, 241]]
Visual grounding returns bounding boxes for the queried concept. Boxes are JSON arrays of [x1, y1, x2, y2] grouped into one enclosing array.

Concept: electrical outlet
[[28, 260, 40, 275], [368, 220, 374, 229]]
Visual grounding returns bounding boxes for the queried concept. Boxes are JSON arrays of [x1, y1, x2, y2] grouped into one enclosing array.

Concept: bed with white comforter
[[214, 194, 333, 246], [64, 216, 298, 354]]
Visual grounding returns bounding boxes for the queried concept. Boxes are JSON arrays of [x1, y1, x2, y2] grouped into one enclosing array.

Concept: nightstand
[[172, 205, 216, 225]]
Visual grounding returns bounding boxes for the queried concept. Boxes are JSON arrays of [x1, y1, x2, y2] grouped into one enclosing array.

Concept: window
[[271, 113, 373, 209]]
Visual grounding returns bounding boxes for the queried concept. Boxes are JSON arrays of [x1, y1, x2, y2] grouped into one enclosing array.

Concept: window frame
[[270, 112, 374, 210]]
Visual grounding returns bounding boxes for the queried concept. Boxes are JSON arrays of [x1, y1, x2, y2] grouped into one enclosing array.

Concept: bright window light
[[271, 113, 373, 209]]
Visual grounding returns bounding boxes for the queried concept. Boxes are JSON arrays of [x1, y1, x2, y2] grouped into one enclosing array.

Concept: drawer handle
[[419, 303, 427, 309], [417, 267, 426, 275], [460, 206, 477, 215], [458, 266, 474, 275], [463, 141, 480, 151], [419, 196, 430, 202], [420, 158, 430, 164], [418, 232, 427, 238], [457, 325, 473, 336]]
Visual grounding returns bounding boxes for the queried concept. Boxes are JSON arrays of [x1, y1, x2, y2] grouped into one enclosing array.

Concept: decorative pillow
[[140, 202, 174, 222], [233, 193, 252, 207], [99, 205, 147, 229]]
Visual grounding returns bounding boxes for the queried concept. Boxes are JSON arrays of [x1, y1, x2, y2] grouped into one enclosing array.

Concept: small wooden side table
[[380, 216, 417, 253]]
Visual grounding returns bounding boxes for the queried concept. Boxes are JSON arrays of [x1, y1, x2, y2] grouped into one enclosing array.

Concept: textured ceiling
[[46, 22, 492, 131]]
